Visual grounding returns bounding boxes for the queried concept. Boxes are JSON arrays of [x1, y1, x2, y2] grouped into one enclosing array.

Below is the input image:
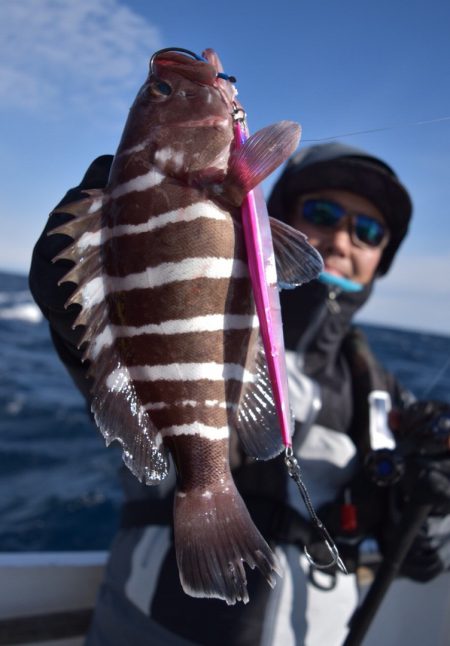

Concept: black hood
[[268, 142, 412, 276], [281, 278, 374, 435], [281, 278, 373, 362]]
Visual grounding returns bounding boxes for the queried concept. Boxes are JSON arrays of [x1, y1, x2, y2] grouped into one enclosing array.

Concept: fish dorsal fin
[[50, 194, 169, 485], [225, 121, 301, 204], [233, 334, 284, 460], [270, 217, 324, 289]]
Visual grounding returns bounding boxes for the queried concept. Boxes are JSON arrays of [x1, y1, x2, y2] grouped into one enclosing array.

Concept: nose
[[322, 225, 353, 256]]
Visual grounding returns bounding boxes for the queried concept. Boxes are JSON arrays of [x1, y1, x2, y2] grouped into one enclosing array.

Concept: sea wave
[[1, 270, 449, 552], [0, 302, 43, 323], [0, 288, 43, 323]]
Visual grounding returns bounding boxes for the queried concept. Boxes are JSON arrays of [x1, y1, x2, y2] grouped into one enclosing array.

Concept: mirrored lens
[[354, 215, 386, 247], [302, 200, 344, 226], [302, 199, 386, 248]]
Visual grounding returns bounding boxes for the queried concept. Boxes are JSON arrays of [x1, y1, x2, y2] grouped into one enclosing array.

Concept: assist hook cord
[[285, 447, 348, 573]]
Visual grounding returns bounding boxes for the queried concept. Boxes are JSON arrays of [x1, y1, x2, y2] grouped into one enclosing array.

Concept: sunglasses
[[301, 199, 389, 249]]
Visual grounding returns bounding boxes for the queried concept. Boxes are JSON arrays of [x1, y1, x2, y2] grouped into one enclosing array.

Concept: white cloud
[[0, 0, 161, 115]]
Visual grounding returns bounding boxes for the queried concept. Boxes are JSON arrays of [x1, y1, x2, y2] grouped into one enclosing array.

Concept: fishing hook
[[150, 47, 207, 74], [231, 103, 246, 123], [150, 48, 236, 83], [284, 447, 348, 574]]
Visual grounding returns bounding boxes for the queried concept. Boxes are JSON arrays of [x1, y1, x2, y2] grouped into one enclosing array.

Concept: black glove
[[393, 400, 450, 456], [400, 524, 445, 582], [393, 400, 450, 515], [29, 155, 113, 402]]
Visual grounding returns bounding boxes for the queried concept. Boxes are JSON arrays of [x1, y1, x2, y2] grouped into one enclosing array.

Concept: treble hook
[[284, 447, 348, 574]]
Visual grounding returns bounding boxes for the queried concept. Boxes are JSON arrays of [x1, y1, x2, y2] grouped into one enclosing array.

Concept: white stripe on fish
[[76, 202, 228, 251], [143, 400, 237, 411], [89, 313, 258, 359], [106, 362, 256, 389], [160, 423, 230, 441], [80, 258, 249, 308], [110, 167, 165, 199], [154, 147, 184, 170]]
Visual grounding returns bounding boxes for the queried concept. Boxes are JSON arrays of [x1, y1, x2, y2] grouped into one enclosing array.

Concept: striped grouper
[[50, 48, 322, 604]]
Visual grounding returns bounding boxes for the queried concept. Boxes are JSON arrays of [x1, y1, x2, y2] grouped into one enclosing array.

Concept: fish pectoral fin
[[226, 121, 301, 202], [270, 217, 324, 289], [234, 336, 284, 460], [174, 483, 281, 605]]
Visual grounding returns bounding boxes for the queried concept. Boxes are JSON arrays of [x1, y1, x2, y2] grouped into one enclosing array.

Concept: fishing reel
[[364, 395, 450, 487], [364, 448, 405, 487]]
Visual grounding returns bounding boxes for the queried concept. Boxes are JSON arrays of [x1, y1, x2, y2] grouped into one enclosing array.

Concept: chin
[[324, 267, 347, 279]]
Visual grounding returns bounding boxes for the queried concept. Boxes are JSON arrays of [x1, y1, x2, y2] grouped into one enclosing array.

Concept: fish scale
[[50, 47, 322, 604]]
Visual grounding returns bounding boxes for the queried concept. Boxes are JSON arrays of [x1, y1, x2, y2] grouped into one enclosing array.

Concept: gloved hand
[[400, 524, 445, 582], [29, 155, 113, 403], [392, 400, 450, 515], [393, 400, 450, 456]]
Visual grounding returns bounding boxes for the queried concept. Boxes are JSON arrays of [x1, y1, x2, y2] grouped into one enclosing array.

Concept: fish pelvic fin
[[270, 217, 324, 289], [225, 121, 301, 205], [174, 482, 281, 605], [90, 359, 169, 485]]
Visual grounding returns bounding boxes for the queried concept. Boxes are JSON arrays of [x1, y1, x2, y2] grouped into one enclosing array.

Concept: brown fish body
[[51, 48, 321, 603]]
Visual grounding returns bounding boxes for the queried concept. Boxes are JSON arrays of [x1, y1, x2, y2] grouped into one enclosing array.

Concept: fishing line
[[421, 352, 450, 399], [303, 115, 450, 142]]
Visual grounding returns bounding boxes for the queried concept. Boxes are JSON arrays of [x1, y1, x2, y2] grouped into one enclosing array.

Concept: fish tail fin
[[174, 483, 281, 605]]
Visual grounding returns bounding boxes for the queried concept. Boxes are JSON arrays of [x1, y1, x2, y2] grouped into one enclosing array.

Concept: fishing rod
[[344, 393, 450, 644], [343, 499, 432, 646]]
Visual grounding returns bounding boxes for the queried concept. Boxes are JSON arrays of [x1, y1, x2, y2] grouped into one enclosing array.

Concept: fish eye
[[150, 78, 172, 96]]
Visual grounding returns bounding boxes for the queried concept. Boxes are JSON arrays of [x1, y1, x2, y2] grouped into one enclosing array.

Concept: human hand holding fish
[[48, 47, 342, 605]]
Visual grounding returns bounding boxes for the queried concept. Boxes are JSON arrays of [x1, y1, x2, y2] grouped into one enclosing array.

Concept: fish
[[49, 48, 323, 605]]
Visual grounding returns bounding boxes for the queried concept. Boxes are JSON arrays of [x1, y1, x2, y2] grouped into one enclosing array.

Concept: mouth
[[323, 262, 349, 279]]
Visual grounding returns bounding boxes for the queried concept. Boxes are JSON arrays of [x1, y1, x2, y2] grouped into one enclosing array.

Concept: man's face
[[290, 189, 388, 285]]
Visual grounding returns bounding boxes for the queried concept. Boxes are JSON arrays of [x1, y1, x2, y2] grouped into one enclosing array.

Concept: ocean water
[[1, 270, 449, 552]]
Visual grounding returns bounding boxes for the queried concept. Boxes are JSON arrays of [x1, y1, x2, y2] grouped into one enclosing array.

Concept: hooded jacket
[[31, 150, 444, 646], [29, 151, 410, 527]]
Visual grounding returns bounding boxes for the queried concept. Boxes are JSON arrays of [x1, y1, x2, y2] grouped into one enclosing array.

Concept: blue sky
[[0, 0, 449, 335]]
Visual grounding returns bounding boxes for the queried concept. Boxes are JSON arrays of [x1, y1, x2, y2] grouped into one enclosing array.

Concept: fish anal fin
[[233, 335, 284, 460], [270, 217, 324, 289], [226, 121, 301, 202], [174, 482, 281, 604]]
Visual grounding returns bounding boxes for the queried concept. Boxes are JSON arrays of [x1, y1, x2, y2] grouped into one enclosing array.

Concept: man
[[29, 142, 450, 645]]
